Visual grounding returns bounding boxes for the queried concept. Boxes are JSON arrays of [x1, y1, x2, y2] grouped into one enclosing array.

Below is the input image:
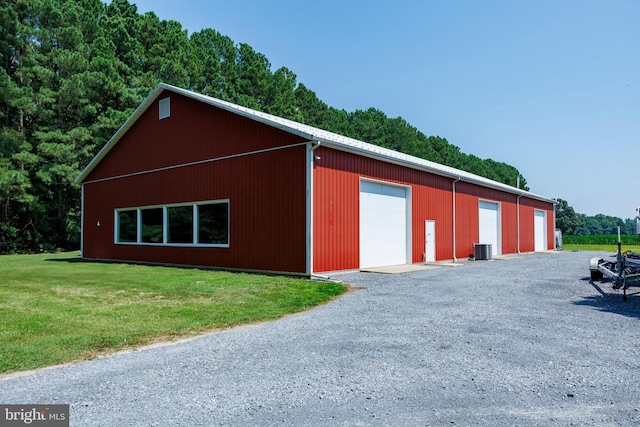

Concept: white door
[[534, 210, 546, 251], [479, 200, 501, 256], [360, 181, 408, 268], [425, 220, 436, 262]]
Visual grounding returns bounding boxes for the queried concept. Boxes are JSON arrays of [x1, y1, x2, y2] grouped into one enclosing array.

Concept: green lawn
[[0, 252, 346, 374], [561, 243, 640, 253]]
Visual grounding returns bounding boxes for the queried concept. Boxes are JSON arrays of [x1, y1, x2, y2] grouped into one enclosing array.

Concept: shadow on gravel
[[573, 279, 640, 320]]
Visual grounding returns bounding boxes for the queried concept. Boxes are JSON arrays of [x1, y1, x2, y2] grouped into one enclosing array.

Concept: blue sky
[[122, 0, 639, 220]]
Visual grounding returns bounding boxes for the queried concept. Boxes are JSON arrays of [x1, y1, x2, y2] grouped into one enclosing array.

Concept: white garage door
[[534, 210, 546, 251], [479, 200, 501, 256], [360, 181, 408, 268]]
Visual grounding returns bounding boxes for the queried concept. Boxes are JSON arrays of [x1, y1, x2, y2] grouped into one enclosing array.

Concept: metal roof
[[76, 83, 555, 204]]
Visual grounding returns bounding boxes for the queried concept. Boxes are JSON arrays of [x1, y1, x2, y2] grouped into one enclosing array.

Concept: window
[[117, 210, 137, 242], [141, 208, 163, 243], [115, 200, 229, 247], [159, 97, 170, 119], [168, 205, 194, 244], [198, 203, 229, 245]]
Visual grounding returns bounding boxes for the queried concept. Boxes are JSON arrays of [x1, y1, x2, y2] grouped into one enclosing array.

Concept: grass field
[[561, 243, 640, 253], [562, 234, 640, 246], [0, 252, 346, 375]]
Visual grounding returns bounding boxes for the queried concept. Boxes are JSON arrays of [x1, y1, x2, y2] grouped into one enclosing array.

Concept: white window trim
[[113, 208, 138, 244], [163, 206, 168, 245], [114, 200, 230, 248], [136, 208, 142, 243], [192, 204, 198, 245]]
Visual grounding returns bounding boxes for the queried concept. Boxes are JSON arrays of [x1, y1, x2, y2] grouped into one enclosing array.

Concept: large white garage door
[[360, 181, 408, 268], [534, 210, 546, 251], [479, 200, 501, 256]]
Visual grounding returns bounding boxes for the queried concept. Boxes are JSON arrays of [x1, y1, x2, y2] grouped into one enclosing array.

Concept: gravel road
[[1, 251, 639, 426]]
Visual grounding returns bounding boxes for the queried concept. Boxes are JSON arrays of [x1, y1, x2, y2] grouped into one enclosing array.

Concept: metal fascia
[[306, 139, 321, 275], [80, 183, 84, 257], [316, 139, 555, 204], [517, 193, 523, 254], [452, 177, 461, 261]]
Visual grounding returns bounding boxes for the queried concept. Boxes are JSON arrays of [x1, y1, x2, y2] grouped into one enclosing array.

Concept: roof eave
[[317, 139, 555, 204], [75, 85, 167, 184]]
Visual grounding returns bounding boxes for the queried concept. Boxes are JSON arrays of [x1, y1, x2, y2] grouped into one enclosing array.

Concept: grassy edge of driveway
[[562, 243, 640, 252], [0, 252, 347, 375]]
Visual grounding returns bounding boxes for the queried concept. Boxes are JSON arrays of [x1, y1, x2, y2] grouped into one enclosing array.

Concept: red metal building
[[77, 84, 556, 275]]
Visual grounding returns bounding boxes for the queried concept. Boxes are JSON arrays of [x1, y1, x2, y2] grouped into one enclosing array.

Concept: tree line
[[2, 0, 528, 252], [555, 199, 638, 236]]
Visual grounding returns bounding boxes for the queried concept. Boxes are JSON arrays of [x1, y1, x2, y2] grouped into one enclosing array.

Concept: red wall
[[86, 93, 303, 181], [82, 92, 308, 273], [312, 147, 555, 273]]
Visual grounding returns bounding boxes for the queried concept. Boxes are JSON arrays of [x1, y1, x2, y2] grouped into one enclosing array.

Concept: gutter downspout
[[452, 177, 461, 262], [516, 193, 523, 254], [306, 139, 321, 276], [553, 200, 558, 250], [80, 183, 85, 258]]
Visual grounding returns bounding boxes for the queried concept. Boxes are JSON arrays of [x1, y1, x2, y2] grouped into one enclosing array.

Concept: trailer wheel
[[590, 270, 603, 281]]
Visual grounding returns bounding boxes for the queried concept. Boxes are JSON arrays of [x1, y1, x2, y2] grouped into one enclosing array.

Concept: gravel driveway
[[1, 251, 639, 426]]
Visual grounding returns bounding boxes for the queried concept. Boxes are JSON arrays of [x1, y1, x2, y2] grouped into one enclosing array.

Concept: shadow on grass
[[573, 277, 640, 320], [44, 256, 221, 272], [43, 256, 312, 278], [45, 256, 84, 263]]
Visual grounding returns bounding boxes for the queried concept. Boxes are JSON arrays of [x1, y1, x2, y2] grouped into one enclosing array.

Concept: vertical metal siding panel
[[502, 196, 518, 255], [313, 148, 360, 272], [412, 181, 429, 263], [544, 203, 555, 251], [546, 205, 556, 250], [82, 182, 115, 260], [454, 183, 478, 259], [519, 202, 535, 253]]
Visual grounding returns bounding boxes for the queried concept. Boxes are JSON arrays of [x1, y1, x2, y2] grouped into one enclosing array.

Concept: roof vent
[[159, 97, 170, 120]]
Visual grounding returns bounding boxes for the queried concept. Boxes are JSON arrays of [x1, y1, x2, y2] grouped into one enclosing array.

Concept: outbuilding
[[76, 83, 556, 275]]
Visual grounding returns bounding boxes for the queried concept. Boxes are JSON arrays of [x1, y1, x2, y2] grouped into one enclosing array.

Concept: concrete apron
[[360, 264, 441, 274]]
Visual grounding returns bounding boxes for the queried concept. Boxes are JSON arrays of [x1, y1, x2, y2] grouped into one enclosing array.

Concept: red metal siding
[[457, 184, 516, 257], [85, 92, 303, 182], [313, 147, 555, 272], [313, 151, 360, 272], [519, 201, 536, 253], [520, 197, 556, 251], [313, 147, 454, 272], [450, 183, 555, 258], [82, 94, 308, 273]]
